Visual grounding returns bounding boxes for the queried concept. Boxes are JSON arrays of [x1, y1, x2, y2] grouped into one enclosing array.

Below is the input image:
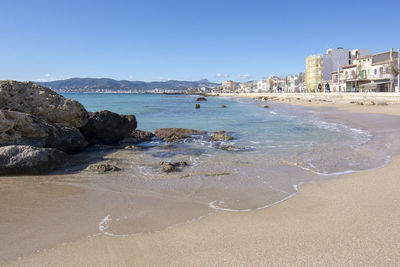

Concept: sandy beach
[[3, 94, 400, 266], [9, 155, 400, 266]]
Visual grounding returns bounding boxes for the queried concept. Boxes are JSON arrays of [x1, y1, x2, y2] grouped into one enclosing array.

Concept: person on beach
[[318, 83, 322, 92], [325, 82, 330, 93]]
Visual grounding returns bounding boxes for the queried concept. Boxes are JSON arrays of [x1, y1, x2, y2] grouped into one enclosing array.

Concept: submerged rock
[[210, 131, 233, 141], [377, 102, 389, 106], [86, 163, 120, 173], [263, 105, 269, 108], [0, 145, 68, 175], [154, 128, 207, 142], [0, 110, 87, 153], [159, 161, 188, 173], [221, 105, 227, 108], [220, 144, 245, 152], [80, 110, 137, 145], [196, 97, 207, 101], [0, 80, 88, 128]]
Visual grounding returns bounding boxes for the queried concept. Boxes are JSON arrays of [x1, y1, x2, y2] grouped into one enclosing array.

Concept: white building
[[257, 80, 267, 92]]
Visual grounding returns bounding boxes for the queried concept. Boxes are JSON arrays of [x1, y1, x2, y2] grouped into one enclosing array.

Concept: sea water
[[62, 94, 390, 210]]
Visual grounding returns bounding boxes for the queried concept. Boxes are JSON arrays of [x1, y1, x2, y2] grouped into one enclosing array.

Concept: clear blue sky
[[1, 0, 399, 83]]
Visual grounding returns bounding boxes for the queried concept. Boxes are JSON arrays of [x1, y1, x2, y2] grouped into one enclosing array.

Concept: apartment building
[[332, 49, 399, 92], [306, 48, 370, 92], [221, 80, 238, 92]]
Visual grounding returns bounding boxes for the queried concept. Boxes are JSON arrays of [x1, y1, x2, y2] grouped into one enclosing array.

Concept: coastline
[[215, 92, 400, 116], [5, 96, 400, 266]]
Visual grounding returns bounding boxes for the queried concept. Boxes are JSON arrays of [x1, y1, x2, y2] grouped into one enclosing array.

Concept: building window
[[374, 69, 377, 75]]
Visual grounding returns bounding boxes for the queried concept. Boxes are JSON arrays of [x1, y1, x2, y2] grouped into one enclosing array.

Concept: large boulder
[[0, 145, 68, 175], [0, 110, 87, 153], [154, 128, 207, 142], [0, 80, 88, 128], [80, 110, 137, 145]]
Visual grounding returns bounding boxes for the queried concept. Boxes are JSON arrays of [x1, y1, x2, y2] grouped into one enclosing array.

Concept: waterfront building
[[257, 80, 267, 92], [221, 80, 238, 92], [239, 81, 255, 93], [332, 49, 399, 92], [306, 48, 370, 92]]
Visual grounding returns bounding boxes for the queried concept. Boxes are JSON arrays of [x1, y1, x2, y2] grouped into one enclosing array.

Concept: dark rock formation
[[210, 131, 233, 141], [154, 128, 207, 142], [0, 145, 68, 175], [159, 161, 188, 173], [221, 105, 227, 108], [196, 97, 207, 101], [195, 104, 200, 109], [0, 80, 88, 128], [0, 110, 87, 153], [80, 110, 137, 144], [131, 130, 154, 141], [263, 105, 269, 108]]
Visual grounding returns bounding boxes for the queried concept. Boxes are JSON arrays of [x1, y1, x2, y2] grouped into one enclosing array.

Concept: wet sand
[[2, 96, 400, 266], [7, 154, 400, 266]]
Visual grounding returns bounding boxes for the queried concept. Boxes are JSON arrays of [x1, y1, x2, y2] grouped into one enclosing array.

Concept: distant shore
[[8, 94, 400, 266]]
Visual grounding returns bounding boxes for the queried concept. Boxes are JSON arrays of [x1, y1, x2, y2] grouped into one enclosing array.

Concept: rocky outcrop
[[210, 131, 233, 141], [131, 130, 154, 140], [196, 97, 207, 101], [154, 128, 207, 142], [0, 80, 88, 128], [0, 145, 68, 175], [0, 110, 87, 153], [80, 110, 137, 145], [195, 104, 200, 109], [159, 161, 188, 173]]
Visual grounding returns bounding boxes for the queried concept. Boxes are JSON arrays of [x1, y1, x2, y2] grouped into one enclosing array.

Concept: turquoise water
[[61, 93, 390, 211]]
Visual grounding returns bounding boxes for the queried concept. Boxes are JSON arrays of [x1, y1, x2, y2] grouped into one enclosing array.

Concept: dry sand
[[4, 95, 400, 266]]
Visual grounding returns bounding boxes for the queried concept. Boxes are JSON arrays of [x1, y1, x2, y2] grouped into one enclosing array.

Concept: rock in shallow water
[[86, 163, 121, 173], [0, 110, 87, 153], [159, 161, 188, 173], [220, 144, 246, 152], [0, 145, 68, 175], [210, 131, 233, 141], [130, 130, 154, 141], [154, 128, 207, 142], [0, 80, 88, 128], [80, 110, 137, 145], [196, 97, 207, 101]]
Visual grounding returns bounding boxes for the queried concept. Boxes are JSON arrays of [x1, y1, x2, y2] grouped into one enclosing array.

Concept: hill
[[37, 78, 219, 92]]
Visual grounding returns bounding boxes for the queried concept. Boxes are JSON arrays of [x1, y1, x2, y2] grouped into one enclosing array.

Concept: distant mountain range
[[37, 78, 219, 92]]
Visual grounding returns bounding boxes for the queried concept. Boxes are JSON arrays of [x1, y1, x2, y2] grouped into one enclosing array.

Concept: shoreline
[[215, 92, 400, 116], [5, 96, 400, 266], [10, 155, 400, 266]]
